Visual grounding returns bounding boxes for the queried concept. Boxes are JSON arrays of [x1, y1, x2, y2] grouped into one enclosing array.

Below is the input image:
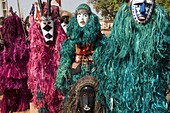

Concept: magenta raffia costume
[[27, 1, 67, 112], [0, 11, 32, 113]]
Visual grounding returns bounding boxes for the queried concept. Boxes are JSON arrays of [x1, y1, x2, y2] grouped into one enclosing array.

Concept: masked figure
[[60, 11, 70, 33], [55, 3, 107, 98], [0, 7, 32, 113], [55, 3, 107, 111], [62, 75, 105, 113], [27, 0, 67, 112], [97, 0, 170, 113]]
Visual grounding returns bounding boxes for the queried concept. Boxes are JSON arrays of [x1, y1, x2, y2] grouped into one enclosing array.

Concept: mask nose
[[84, 95, 89, 105], [140, 3, 146, 14], [80, 14, 84, 21]]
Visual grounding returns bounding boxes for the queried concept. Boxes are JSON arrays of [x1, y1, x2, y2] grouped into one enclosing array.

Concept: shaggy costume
[[62, 75, 105, 113], [27, 2, 67, 113], [55, 3, 107, 106], [0, 14, 32, 113], [97, 2, 170, 113]]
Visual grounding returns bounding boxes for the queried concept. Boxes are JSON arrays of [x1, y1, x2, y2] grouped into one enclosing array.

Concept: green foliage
[[88, 0, 170, 20], [156, 0, 170, 20], [88, 0, 124, 19]]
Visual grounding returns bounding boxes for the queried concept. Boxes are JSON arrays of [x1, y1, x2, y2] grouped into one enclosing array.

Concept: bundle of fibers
[[0, 14, 32, 113], [27, 19, 67, 112], [98, 3, 170, 113]]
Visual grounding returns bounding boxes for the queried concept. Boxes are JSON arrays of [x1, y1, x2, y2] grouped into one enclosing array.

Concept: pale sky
[[7, 0, 100, 19]]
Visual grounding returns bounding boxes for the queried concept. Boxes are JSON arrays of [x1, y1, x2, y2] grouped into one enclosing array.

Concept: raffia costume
[[97, 2, 170, 113], [0, 13, 32, 113], [55, 3, 107, 110], [27, 1, 67, 113]]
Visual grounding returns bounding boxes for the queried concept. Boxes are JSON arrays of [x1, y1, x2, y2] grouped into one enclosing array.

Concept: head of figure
[[63, 76, 100, 113], [130, 0, 154, 24], [79, 85, 95, 113], [61, 12, 69, 24], [76, 3, 91, 27], [36, 0, 57, 45], [0, 17, 4, 26]]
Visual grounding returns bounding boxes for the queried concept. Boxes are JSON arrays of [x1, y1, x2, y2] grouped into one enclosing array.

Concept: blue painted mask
[[130, 0, 154, 24]]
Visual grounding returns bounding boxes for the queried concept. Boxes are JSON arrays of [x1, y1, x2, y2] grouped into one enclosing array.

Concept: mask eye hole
[[48, 21, 51, 24], [145, 3, 151, 7]]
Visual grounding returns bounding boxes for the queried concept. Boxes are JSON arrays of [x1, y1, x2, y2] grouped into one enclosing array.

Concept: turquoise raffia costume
[[55, 3, 107, 106], [96, 2, 170, 113]]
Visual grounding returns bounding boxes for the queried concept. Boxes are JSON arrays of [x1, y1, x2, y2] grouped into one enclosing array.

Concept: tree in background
[[156, 0, 170, 20], [88, 0, 124, 19], [88, 0, 170, 20]]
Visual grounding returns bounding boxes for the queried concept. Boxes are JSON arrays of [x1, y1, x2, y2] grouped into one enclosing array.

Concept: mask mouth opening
[[83, 105, 91, 111], [80, 21, 85, 24], [138, 16, 146, 21]]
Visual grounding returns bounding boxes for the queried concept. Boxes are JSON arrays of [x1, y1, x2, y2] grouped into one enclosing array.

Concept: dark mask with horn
[[38, 0, 54, 45]]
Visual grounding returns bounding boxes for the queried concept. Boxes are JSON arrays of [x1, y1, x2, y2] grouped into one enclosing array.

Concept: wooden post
[[17, 0, 21, 17]]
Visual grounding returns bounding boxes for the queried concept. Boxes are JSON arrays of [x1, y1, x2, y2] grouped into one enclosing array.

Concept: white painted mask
[[40, 16, 54, 44], [77, 9, 89, 27], [37, 0, 54, 45]]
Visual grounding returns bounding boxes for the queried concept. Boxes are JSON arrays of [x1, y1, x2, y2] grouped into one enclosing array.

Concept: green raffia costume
[[96, 2, 170, 113], [55, 3, 107, 108]]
